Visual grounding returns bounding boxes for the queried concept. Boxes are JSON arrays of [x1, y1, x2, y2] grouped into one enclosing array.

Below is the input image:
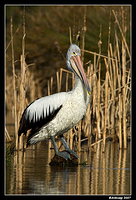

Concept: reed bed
[[5, 6, 131, 152]]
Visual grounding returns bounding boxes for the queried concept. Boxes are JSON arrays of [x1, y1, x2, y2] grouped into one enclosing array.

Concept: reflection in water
[[6, 140, 131, 195]]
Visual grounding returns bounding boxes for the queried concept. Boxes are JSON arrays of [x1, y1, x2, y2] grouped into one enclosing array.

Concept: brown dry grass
[[5, 6, 131, 151]]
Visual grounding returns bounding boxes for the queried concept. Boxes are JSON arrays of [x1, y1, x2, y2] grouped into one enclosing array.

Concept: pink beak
[[71, 55, 91, 95]]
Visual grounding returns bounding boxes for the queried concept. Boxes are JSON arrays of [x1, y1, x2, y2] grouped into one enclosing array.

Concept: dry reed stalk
[[89, 135, 112, 149], [81, 6, 86, 64], [5, 48, 7, 122], [72, 73, 75, 88], [100, 106, 104, 132], [47, 77, 53, 96], [67, 131, 70, 147], [93, 54, 96, 116], [50, 77, 53, 95], [47, 80, 50, 96], [55, 42, 66, 62], [89, 63, 93, 89], [59, 68, 73, 93], [69, 129, 73, 150], [103, 58, 108, 153], [115, 28, 122, 147], [11, 17, 18, 150], [121, 7, 127, 149], [60, 68, 73, 74], [112, 9, 131, 60], [87, 65, 92, 149], [109, 44, 116, 95], [78, 121, 81, 152], [69, 27, 72, 45], [93, 54, 97, 152], [19, 7, 26, 150], [107, 88, 111, 130], [116, 56, 122, 148], [108, 64, 113, 134], [5, 126, 11, 141], [108, 52, 113, 91], [83, 49, 119, 62], [97, 24, 102, 140], [6, 24, 21, 52], [109, 43, 116, 136], [125, 69, 130, 100], [59, 68, 62, 92], [56, 71, 60, 93], [19, 56, 26, 150], [96, 106, 100, 138], [100, 82, 104, 103], [107, 82, 130, 95], [105, 19, 112, 140], [129, 81, 131, 135], [66, 72, 69, 92]]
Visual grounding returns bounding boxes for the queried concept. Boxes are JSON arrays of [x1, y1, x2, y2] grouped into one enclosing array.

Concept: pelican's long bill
[[70, 55, 91, 95]]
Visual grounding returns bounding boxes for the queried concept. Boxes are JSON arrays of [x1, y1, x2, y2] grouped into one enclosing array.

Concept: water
[[6, 140, 131, 195]]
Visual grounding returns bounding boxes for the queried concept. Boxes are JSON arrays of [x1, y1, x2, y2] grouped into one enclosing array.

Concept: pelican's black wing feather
[[18, 92, 67, 137]]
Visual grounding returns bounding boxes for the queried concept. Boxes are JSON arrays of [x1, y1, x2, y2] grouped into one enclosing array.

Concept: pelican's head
[[66, 44, 91, 95]]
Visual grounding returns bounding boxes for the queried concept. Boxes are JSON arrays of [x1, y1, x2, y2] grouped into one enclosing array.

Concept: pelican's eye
[[73, 52, 76, 56]]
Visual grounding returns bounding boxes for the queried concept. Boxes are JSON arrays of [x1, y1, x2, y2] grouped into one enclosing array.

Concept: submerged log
[[49, 150, 78, 166]]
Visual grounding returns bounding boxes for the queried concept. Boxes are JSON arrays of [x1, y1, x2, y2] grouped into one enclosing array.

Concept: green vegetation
[[79, 161, 87, 165], [6, 143, 14, 163], [6, 5, 130, 76]]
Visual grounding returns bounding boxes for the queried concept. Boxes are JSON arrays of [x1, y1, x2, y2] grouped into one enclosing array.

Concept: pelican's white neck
[[71, 74, 91, 106]]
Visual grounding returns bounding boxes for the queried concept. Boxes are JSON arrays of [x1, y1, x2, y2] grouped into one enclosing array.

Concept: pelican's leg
[[60, 135, 79, 159], [51, 136, 71, 160]]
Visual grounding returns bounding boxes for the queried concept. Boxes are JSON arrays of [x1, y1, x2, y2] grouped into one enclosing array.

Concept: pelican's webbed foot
[[60, 135, 79, 159], [51, 136, 71, 160], [65, 149, 79, 159], [56, 151, 71, 160]]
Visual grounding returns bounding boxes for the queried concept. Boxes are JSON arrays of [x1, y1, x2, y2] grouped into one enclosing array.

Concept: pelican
[[18, 44, 91, 160]]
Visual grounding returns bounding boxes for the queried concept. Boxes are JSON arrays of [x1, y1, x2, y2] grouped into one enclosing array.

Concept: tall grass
[[5, 6, 131, 152]]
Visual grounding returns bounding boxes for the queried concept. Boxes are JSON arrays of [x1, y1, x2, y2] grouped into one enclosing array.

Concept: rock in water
[[49, 151, 78, 166]]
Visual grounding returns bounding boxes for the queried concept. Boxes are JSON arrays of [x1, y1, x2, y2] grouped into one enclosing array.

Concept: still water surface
[[6, 140, 131, 195]]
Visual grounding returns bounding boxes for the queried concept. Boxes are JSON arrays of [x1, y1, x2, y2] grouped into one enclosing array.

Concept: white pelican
[[18, 44, 91, 160]]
